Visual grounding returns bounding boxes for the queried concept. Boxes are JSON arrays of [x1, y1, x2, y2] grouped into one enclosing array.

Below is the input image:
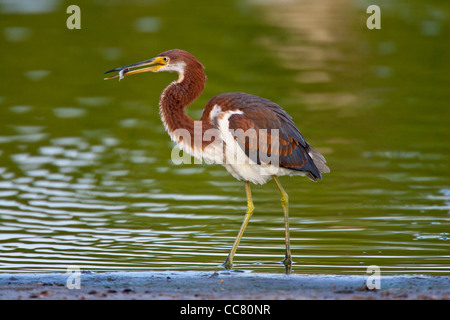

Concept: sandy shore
[[0, 271, 449, 300]]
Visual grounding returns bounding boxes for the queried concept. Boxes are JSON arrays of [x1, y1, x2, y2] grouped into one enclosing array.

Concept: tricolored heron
[[105, 49, 329, 273]]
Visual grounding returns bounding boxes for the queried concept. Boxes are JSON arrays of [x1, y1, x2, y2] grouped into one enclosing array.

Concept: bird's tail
[[306, 145, 330, 181]]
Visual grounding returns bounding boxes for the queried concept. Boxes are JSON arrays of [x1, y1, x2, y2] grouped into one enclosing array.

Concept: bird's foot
[[282, 256, 293, 275], [222, 258, 233, 271]]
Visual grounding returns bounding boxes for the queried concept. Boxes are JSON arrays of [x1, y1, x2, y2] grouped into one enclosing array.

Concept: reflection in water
[[3, 27, 31, 42], [254, 0, 363, 120], [0, 0, 60, 14], [0, 0, 448, 274], [24, 70, 51, 82], [134, 17, 161, 33]]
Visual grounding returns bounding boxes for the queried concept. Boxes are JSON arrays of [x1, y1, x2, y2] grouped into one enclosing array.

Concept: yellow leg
[[223, 181, 254, 270], [272, 175, 292, 274]]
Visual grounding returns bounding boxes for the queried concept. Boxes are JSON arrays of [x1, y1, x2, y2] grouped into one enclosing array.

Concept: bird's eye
[[163, 57, 169, 62]]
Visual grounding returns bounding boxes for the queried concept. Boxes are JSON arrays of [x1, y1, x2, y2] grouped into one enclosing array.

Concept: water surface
[[0, 0, 448, 274]]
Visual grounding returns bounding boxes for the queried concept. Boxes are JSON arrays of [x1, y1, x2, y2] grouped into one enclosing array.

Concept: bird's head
[[104, 49, 204, 82]]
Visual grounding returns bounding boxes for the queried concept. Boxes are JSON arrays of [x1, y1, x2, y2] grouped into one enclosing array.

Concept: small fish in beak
[[119, 68, 129, 81]]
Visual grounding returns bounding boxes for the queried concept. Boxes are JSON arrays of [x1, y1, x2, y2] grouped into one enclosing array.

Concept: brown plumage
[[202, 91, 328, 181], [105, 49, 329, 273]]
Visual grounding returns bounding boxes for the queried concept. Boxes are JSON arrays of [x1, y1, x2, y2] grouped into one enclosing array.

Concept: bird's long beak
[[104, 57, 167, 80]]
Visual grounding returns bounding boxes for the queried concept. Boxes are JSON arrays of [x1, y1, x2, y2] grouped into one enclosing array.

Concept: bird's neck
[[159, 65, 211, 149]]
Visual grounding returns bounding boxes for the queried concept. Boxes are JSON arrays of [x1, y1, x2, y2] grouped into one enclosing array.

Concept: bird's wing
[[206, 93, 322, 180]]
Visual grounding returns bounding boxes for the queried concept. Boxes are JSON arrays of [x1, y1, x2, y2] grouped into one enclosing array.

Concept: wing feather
[[204, 92, 329, 180]]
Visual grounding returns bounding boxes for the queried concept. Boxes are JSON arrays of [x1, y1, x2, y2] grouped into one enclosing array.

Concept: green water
[[0, 0, 448, 274]]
